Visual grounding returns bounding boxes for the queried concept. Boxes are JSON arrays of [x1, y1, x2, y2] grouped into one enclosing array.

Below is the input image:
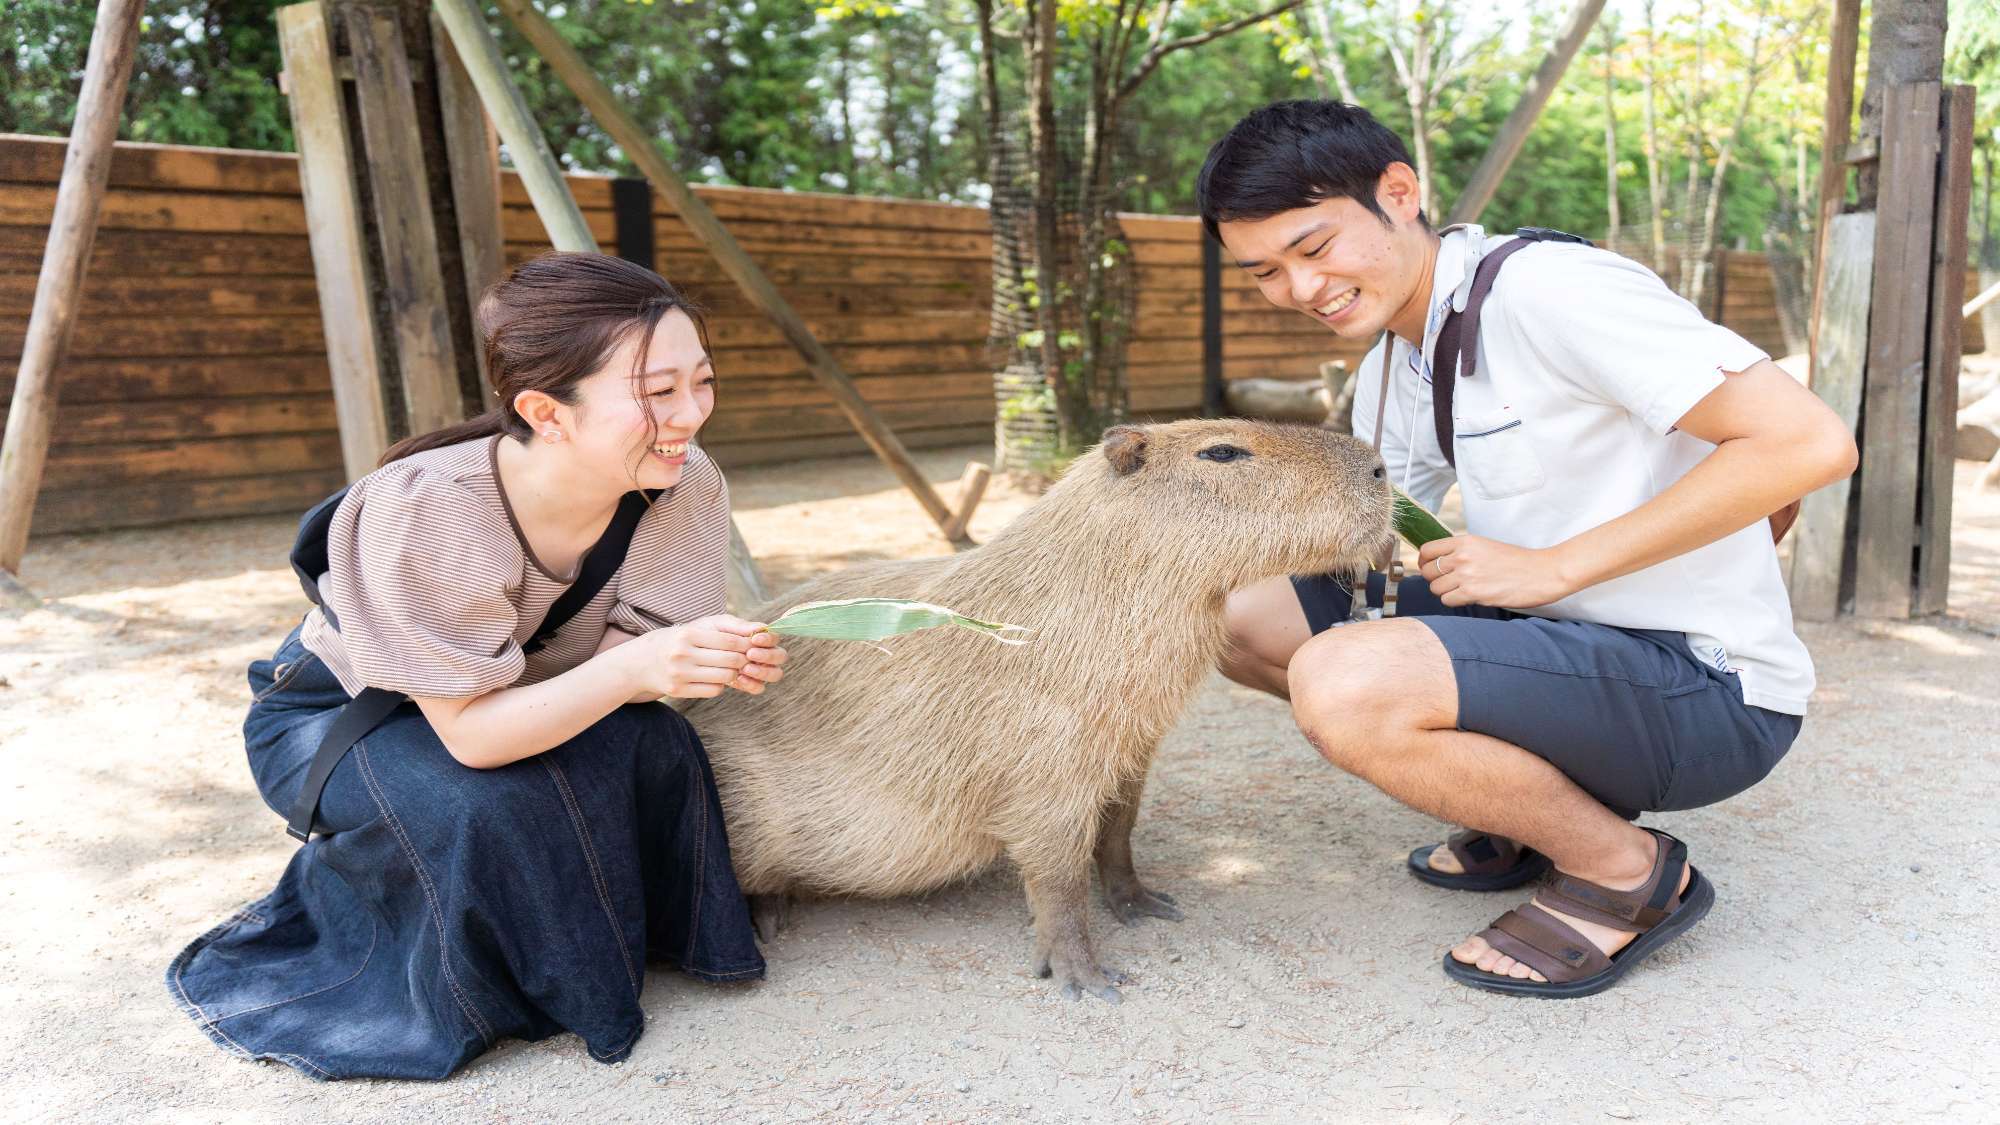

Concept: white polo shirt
[[1352, 225, 1814, 715]]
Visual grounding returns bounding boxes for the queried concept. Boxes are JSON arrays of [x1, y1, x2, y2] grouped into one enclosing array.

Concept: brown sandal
[[1407, 829, 1552, 891], [1443, 829, 1713, 998]]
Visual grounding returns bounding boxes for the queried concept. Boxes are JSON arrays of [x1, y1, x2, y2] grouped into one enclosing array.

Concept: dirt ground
[[2, 442, 1997, 1124]]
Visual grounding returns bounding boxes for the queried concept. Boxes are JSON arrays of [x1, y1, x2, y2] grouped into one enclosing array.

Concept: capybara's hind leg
[[1094, 771, 1184, 925], [1024, 869, 1128, 1003]]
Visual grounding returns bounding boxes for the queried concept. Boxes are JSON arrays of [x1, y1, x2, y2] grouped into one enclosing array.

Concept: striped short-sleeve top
[[299, 435, 731, 699]]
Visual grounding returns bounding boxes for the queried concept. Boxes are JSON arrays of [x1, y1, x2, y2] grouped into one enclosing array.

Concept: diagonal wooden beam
[[0, 0, 145, 574], [488, 0, 982, 547], [1445, 0, 1607, 227]]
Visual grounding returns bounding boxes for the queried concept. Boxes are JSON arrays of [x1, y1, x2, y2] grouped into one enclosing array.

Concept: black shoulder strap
[[1430, 227, 1593, 467], [522, 488, 660, 654], [281, 485, 660, 843]]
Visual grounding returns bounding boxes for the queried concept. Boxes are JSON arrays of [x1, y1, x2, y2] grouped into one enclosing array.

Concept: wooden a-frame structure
[[0, 0, 992, 602]]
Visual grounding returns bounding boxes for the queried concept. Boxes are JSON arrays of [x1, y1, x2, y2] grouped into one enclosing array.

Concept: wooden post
[[1807, 0, 1863, 383], [0, 0, 145, 572], [1444, 0, 1607, 226], [278, 2, 393, 480], [1915, 85, 1974, 616], [489, 0, 977, 547], [432, 10, 505, 411], [1788, 213, 1874, 621], [430, 0, 596, 253], [1852, 81, 1940, 619], [345, 5, 464, 436]]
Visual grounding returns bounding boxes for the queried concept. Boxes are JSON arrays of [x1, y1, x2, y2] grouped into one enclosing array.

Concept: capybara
[[684, 419, 1392, 1001]]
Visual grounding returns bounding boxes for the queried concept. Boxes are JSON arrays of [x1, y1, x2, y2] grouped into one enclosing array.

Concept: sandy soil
[[2, 444, 1997, 1123]]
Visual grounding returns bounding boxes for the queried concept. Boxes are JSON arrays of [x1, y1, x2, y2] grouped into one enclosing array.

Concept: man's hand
[[1417, 534, 1575, 609]]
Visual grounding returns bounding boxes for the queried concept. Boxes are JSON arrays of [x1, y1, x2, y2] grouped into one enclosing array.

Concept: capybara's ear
[[1101, 425, 1148, 476]]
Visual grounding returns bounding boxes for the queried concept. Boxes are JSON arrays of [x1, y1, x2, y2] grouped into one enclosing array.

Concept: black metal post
[[1200, 231, 1224, 417], [610, 177, 655, 271]]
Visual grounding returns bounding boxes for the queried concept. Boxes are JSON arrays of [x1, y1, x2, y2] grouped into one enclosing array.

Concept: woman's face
[[567, 308, 717, 492]]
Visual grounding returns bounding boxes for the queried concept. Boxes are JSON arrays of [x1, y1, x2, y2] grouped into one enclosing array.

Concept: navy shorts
[[1292, 573, 1803, 818]]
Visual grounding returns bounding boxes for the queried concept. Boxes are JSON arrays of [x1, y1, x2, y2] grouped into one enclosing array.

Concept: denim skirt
[[166, 625, 766, 1080]]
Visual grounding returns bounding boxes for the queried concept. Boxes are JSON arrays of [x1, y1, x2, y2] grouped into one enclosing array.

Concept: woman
[[167, 252, 785, 1080]]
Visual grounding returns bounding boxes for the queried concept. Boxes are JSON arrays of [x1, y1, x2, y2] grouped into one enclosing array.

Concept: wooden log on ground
[[1957, 393, 2000, 461], [1853, 81, 1941, 620], [0, 0, 145, 573], [939, 461, 992, 542], [1965, 277, 2000, 322], [1223, 377, 1334, 424], [491, 0, 976, 548], [1788, 213, 1875, 622], [277, 1, 391, 481], [1917, 85, 1974, 615]]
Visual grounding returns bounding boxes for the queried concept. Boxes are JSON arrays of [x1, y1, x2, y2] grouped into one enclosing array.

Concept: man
[[1198, 100, 1855, 996]]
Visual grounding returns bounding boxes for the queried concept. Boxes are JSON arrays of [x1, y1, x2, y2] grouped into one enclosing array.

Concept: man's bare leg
[[1287, 618, 1687, 982], [1220, 576, 1313, 699]]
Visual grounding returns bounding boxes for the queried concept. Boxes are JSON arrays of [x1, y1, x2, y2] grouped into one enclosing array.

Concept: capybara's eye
[[1196, 444, 1249, 463], [1372, 464, 1386, 479]]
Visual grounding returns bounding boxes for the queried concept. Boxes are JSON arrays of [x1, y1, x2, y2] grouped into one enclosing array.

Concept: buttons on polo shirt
[[1454, 406, 1546, 500]]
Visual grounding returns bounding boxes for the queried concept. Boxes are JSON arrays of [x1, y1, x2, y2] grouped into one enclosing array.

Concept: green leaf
[[1393, 488, 1453, 548], [765, 598, 1033, 646]]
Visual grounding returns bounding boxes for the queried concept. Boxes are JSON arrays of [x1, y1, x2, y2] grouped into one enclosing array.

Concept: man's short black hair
[[1196, 100, 1422, 243]]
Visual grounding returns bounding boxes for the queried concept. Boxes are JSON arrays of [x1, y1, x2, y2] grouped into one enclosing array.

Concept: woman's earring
[[542, 430, 562, 444]]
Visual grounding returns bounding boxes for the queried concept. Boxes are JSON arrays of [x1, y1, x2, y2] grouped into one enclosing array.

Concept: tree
[[2, 0, 292, 150], [1597, 16, 1620, 253], [966, 0, 1303, 466]]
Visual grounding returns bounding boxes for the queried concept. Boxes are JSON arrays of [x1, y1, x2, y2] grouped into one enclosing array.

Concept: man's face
[[1215, 168, 1431, 341]]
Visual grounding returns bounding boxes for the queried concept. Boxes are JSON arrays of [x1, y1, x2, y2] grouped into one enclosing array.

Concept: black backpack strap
[[281, 486, 659, 844], [1430, 228, 1593, 467], [284, 686, 405, 842]]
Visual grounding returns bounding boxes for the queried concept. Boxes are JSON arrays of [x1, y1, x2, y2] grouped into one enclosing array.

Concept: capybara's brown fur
[[685, 419, 1391, 999]]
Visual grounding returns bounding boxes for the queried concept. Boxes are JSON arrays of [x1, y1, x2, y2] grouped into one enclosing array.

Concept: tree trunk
[[1641, 0, 1667, 274], [1855, 0, 1947, 208], [1024, 0, 1072, 448], [1600, 21, 1620, 251], [1405, 18, 1434, 217], [1982, 148, 2000, 354], [1679, 0, 1706, 296], [1686, 11, 1768, 309], [1307, 2, 1361, 103]]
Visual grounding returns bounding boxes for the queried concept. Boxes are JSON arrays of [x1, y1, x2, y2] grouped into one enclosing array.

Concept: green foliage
[[2, 0, 294, 150]]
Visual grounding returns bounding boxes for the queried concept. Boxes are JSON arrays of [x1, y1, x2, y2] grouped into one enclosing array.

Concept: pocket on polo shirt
[[1453, 407, 1546, 500]]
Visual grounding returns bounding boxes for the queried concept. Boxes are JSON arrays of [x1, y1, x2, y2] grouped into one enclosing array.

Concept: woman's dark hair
[[380, 251, 708, 465], [1196, 100, 1426, 242]]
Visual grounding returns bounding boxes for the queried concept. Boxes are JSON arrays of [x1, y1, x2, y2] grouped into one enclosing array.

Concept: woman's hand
[[1417, 535, 1576, 609], [627, 615, 787, 699], [732, 627, 787, 695]]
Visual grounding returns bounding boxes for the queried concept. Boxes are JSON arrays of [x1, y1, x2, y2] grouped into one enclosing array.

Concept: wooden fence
[[1, 133, 1927, 536]]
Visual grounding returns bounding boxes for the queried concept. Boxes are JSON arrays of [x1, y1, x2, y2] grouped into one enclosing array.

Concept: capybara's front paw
[[1034, 950, 1130, 1003], [1103, 878, 1183, 926], [750, 893, 792, 943]]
